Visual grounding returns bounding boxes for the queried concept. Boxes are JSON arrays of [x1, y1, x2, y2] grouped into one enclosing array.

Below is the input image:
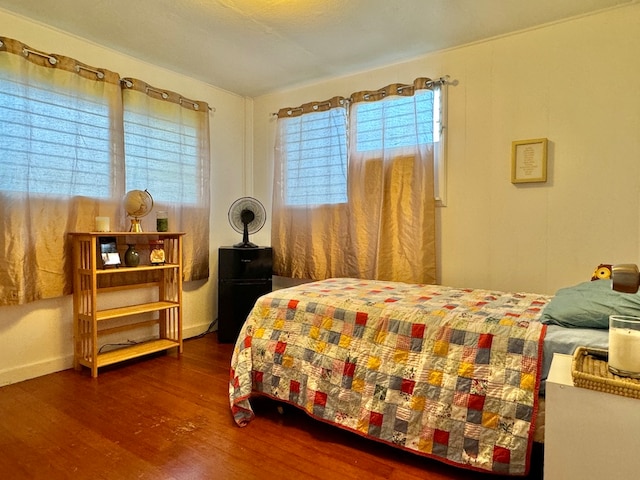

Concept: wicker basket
[[572, 346, 640, 399]]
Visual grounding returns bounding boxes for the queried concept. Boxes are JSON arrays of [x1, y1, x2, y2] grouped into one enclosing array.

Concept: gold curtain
[[348, 79, 436, 283], [272, 79, 436, 284], [121, 78, 211, 281], [272, 97, 350, 279], [0, 37, 124, 305]]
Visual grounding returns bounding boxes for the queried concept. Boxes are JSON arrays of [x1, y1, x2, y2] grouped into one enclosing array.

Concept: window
[[124, 108, 201, 205], [278, 86, 444, 207], [272, 79, 441, 284], [0, 67, 206, 206], [280, 106, 348, 206], [0, 73, 113, 197], [355, 89, 439, 152]]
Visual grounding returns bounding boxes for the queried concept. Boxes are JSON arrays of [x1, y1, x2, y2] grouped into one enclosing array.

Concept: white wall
[[252, 4, 640, 295], [0, 9, 249, 385]]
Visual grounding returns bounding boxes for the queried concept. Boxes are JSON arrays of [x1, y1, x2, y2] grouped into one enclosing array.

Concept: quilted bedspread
[[229, 278, 549, 475]]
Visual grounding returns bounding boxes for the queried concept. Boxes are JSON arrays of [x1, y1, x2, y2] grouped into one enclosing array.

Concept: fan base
[[233, 241, 259, 248]]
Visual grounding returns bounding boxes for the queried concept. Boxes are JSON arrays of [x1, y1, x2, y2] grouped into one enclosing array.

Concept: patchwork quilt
[[229, 278, 549, 475]]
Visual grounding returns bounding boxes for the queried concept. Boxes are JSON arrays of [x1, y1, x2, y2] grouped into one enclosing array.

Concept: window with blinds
[[0, 75, 112, 197], [281, 107, 348, 206], [123, 108, 200, 205], [279, 88, 441, 207], [355, 89, 439, 152], [0, 72, 203, 205]]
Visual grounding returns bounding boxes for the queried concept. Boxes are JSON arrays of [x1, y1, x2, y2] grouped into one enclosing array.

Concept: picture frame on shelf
[[98, 236, 121, 268]]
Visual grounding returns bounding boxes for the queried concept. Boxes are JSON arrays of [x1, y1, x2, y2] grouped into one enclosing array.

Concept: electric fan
[[228, 197, 266, 248]]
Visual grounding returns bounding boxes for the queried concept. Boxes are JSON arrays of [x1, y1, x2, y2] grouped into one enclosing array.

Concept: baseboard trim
[[0, 356, 74, 387], [0, 322, 213, 387]]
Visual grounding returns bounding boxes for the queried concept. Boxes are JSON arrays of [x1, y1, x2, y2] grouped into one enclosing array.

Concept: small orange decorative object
[[149, 240, 165, 265]]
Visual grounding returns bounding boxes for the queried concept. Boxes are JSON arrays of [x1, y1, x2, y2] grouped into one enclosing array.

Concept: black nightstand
[[217, 246, 272, 343]]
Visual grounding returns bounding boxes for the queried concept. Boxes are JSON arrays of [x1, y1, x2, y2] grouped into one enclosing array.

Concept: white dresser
[[545, 353, 640, 479]]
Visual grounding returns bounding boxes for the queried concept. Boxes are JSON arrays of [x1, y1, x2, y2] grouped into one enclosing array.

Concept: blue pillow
[[540, 280, 640, 328]]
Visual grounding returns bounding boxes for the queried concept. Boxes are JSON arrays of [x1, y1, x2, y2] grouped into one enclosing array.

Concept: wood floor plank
[[0, 334, 543, 479]]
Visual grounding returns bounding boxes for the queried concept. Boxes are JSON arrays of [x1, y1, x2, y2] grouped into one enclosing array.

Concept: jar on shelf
[[156, 210, 169, 232], [149, 240, 165, 265], [124, 244, 140, 267]]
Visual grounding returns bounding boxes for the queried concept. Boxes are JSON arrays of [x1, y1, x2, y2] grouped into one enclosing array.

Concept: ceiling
[[0, 0, 635, 97]]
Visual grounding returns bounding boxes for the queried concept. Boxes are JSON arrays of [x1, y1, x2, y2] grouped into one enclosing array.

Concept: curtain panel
[[121, 78, 210, 281], [272, 97, 350, 279], [0, 37, 210, 305], [272, 78, 437, 284], [348, 79, 436, 284], [0, 37, 124, 305]]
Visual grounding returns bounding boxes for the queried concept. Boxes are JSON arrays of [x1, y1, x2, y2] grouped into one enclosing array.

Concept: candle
[[156, 211, 168, 232], [609, 315, 640, 377], [95, 216, 110, 232]]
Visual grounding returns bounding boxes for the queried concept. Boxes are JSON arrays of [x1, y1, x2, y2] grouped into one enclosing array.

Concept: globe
[[124, 189, 153, 232]]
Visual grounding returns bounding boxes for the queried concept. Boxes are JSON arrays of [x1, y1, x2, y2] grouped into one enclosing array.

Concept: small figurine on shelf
[[149, 240, 165, 265]]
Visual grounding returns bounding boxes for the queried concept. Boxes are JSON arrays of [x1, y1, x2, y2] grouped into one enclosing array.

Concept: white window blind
[[281, 107, 348, 206], [0, 74, 112, 197], [355, 89, 438, 152], [123, 108, 200, 205], [354, 87, 445, 204]]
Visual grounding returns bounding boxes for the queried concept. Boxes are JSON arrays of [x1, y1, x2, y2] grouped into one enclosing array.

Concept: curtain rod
[[146, 85, 170, 99], [76, 64, 105, 79], [270, 75, 457, 116], [121, 78, 214, 111], [23, 47, 57, 65], [427, 75, 458, 87], [3, 36, 215, 113]]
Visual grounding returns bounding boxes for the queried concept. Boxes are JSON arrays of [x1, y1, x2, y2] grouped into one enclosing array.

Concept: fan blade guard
[[228, 197, 266, 248]]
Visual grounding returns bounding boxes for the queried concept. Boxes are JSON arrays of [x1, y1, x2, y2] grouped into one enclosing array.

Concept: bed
[[229, 277, 619, 476]]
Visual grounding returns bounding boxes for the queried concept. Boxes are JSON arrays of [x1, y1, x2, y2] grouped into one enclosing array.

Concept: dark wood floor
[[0, 333, 544, 479]]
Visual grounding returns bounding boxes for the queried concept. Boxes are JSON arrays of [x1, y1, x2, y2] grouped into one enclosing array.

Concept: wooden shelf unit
[[70, 232, 185, 377]]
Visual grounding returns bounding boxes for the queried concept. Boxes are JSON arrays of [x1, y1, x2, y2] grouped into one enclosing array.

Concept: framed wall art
[[511, 138, 548, 184]]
